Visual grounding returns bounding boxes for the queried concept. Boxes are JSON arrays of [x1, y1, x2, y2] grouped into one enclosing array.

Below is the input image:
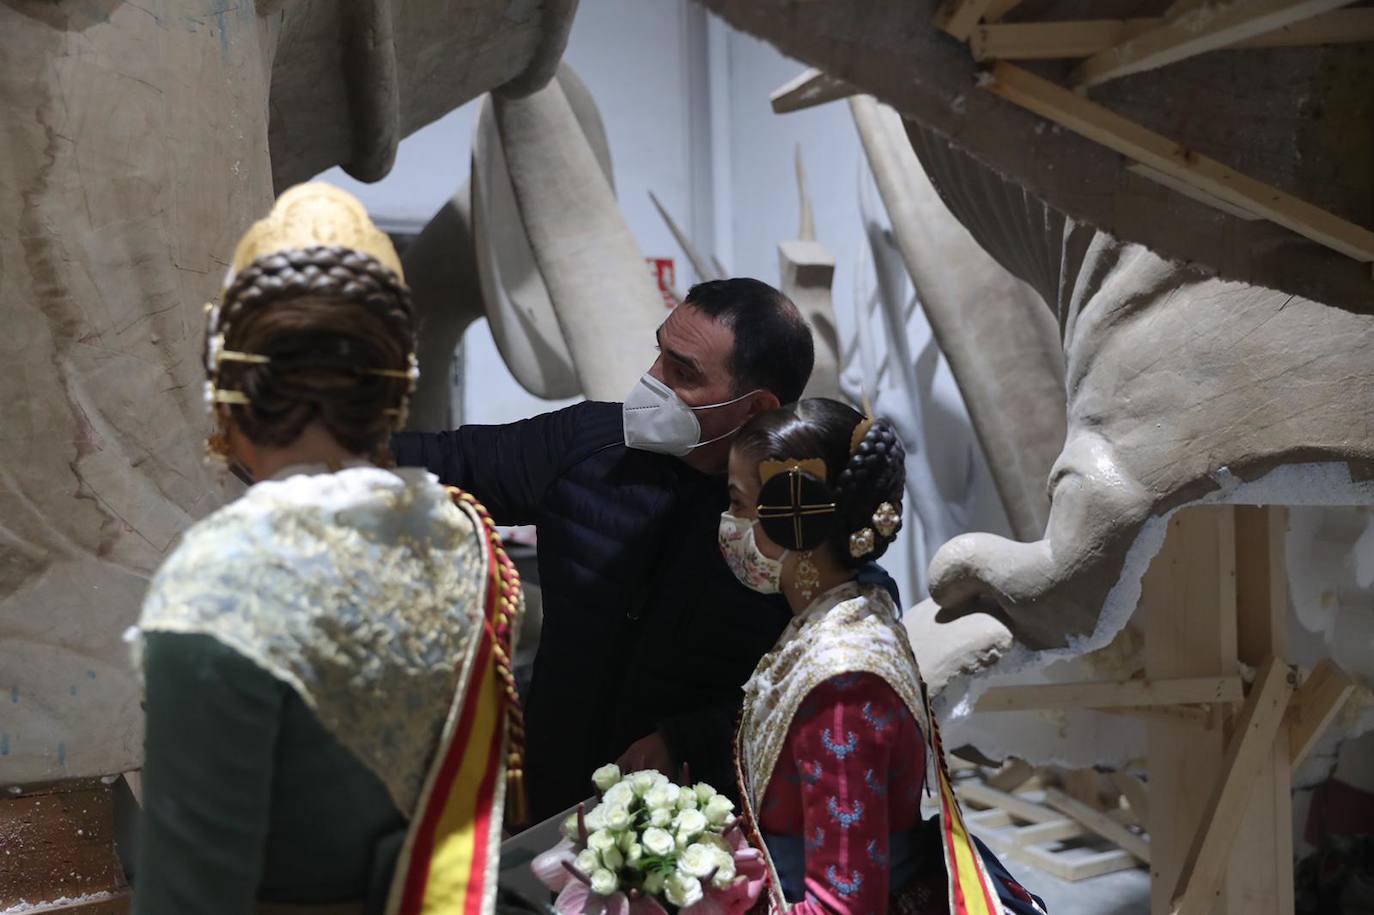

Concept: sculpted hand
[[616, 731, 675, 775]]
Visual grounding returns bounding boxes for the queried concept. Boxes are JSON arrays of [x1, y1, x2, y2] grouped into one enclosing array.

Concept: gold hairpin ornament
[[873, 502, 901, 539], [849, 527, 876, 559]]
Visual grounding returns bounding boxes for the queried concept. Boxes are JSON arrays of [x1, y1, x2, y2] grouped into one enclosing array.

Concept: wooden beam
[[956, 782, 1060, 824], [1044, 788, 1152, 863], [983, 0, 1024, 22], [979, 62, 1374, 262], [1142, 507, 1239, 915], [975, 675, 1242, 712], [769, 68, 857, 115], [1169, 658, 1297, 915], [1097, 702, 1214, 725], [1073, 0, 1360, 88], [972, 10, 1374, 61], [1288, 658, 1356, 768], [933, 0, 996, 41], [1127, 163, 1263, 221]]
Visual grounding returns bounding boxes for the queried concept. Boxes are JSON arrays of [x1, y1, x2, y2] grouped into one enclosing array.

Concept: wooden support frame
[[971, 10, 1374, 61], [1072, 0, 1360, 88], [983, 0, 1024, 23], [975, 676, 1241, 712], [933, 0, 996, 41], [769, 68, 857, 114], [1288, 658, 1356, 768], [1043, 788, 1151, 863], [979, 62, 1374, 262], [1169, 658, 1297, 914]]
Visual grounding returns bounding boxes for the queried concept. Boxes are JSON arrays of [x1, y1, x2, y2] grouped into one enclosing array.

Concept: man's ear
[[750, 389, 781, 417]]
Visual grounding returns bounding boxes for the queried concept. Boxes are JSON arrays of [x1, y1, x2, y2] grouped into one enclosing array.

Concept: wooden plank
[[983, 0, 1024, 22], [1169, 658, 1297, 915], [976, 675, 1242, 712], [1073, 0, 1359, 88], [972, 10, 1374, 60], [1141, 507, 1238, 915], [980, 62, 1374, 263], [1232, 504, 1295, 915], [1097, 702, 1214, 724], [956, 782, 1060, 824], [1009, 817, 1087, 847], [933, 0, 996, 40], [769, 68, 857, 115], [966, 808, 1014, 829], [1111, 772, 1151, 826], [1015, 844, 1139, 882], [1127, 163, 1264, 221], [1044, 788, 1152, 863], [1289, 658, 1355, 768]]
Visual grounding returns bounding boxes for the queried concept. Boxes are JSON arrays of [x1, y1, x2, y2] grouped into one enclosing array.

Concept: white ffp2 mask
[[622, 373, 757, 456], [718, 511, 785, 594]]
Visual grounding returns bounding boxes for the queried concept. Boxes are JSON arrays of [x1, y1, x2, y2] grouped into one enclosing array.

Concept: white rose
[[606, 806, 633, 832], [601, 845, 625, 871], [694, 783, 718, 804], [625, 843, 644, 867], [575, 849, 601, 875], [676, 790, 699, 811], [590, 868, 620, 896], [677, 843, 718, 879], [703, 794, 735, 827], [561, 813, 581, 841], [587, 829, 617, 854], [603, 781, 637, 810], [674, 808, 708, 839], [631, 770, 667, 796], [592, 764, 623, 794], [643, 872, 666, 896], [708, 846, 737, 888], [645, 783, 680, 810], [649, 808, 673, 828], [618, 831, 638, 853], [583, 803, 609, 833], [664, 873, 704, 908], [641, 827, 675, 858]]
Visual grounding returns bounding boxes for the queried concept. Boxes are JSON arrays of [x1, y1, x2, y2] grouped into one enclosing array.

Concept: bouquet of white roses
[[530, 764, 767, 915]]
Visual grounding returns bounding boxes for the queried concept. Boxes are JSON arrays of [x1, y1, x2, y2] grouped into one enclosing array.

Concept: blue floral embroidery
[[806, 827, 825, 853], [800, 760, 823, 785], [827, 866, 863, 898], [822, 728, 859, 759], [827, 797, 865, 828], [866, 838, 889, 867], [864, 768, 888, 796], [862, 701, 893, 732], [828, 673, 862, 690]]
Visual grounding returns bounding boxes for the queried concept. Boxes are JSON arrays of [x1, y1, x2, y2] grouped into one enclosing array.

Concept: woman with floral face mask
[[722, 398, 1045, 915]]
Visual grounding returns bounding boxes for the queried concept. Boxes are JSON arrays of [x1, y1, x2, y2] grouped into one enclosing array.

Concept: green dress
[[131, 464, 489, 914]]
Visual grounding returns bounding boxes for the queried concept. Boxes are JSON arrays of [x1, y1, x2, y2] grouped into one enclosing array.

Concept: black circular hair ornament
[[756, 469, 838, 552]]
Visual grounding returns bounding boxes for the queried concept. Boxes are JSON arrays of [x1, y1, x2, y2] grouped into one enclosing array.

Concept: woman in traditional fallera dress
[[130, 184, 525, 915], [721, 399, 1046, 915]]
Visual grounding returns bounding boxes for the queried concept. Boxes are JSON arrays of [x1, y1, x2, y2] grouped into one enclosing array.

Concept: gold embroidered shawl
[[133, 465, 489, 815]]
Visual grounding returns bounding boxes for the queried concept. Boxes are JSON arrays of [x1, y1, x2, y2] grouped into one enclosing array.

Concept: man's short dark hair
[[683, 278, 814, 404]]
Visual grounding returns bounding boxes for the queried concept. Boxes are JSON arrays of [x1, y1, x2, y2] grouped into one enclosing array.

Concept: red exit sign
[[647, 257, 677, 308]]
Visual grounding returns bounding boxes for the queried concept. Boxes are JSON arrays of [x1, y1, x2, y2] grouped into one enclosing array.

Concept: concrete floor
[[1010, 857, 1150, 915]]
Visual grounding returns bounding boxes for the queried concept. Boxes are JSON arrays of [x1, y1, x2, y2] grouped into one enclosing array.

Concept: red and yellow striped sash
[[387, 488, 527, 915]]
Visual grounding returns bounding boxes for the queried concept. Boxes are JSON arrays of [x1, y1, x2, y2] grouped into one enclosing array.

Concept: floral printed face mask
[[718, 511, 785, 594]]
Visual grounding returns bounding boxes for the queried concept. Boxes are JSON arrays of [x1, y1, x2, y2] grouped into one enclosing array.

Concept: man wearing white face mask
[[394, 279, 899, 824]]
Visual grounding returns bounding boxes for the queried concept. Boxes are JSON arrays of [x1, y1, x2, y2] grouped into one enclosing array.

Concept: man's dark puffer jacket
[[393, 401, 899, 824]]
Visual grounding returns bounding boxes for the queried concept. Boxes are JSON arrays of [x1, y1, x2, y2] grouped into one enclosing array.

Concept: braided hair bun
[[734, 398, 906, 569], [209, 244, 417, 456]]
